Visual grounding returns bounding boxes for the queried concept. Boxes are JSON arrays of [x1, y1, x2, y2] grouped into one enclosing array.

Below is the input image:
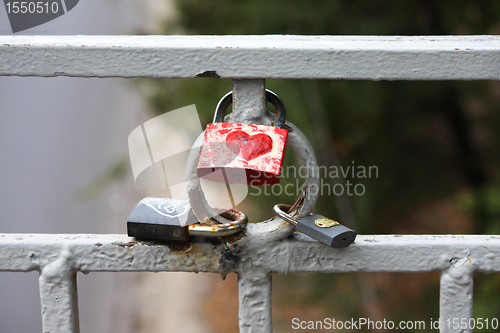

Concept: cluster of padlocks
[[127, 90, 356, 248]]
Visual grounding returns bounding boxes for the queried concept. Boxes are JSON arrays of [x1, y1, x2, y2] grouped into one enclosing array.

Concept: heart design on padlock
[[225, 130, 273, 161]]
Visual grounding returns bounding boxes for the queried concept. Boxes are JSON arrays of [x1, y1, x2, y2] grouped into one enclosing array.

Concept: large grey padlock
[[273, 204, 356, 247], [127, 197, 247, 242]]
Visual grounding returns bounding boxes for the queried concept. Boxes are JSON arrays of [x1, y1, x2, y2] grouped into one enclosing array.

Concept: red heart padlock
[[197, 90, 288, 185]]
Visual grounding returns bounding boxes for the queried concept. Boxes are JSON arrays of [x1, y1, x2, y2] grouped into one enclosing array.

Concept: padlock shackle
[[213, 89, 287, 128], [273, 204, 299, 226], [188, 207, 248, 237]]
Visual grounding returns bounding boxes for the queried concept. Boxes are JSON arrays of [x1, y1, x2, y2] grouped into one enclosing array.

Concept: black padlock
[[273, 204, 356, 248], [127, 197, 247, 242]]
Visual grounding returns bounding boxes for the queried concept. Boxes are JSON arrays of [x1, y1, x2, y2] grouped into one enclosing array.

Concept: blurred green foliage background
[[140, 0, 500, 331]]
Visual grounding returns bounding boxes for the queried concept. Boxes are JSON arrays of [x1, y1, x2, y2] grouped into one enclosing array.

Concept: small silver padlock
[[273, 204, 356, 248], [127, 197, 247, 242]]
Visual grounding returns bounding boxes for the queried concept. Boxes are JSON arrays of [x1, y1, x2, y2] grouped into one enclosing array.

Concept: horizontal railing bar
[[0, 35, 499, 80], [1, 233, 499, 274]]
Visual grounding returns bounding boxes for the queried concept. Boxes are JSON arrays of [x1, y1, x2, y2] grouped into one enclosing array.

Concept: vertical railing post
[[230, 79, 267, 124], [39, 250, 80, 333], [439, 257, 474, 333], [231, 78, 273, 332], [238, 270, 273, 333]]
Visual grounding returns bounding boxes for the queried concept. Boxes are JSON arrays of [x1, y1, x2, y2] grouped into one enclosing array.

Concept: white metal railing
[[1, 35, 499, 80], [1, 35, 500, 333]]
